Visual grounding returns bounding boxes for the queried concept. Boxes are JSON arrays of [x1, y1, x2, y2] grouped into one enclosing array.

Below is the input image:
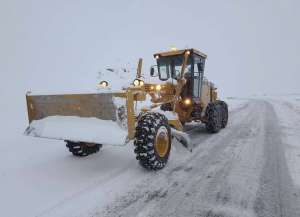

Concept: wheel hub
[[155, 127, 169, 158]]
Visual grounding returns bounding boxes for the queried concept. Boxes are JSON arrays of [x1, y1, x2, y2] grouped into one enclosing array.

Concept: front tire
[[66, 141, 102, 157], [134, 112, 171, 170]]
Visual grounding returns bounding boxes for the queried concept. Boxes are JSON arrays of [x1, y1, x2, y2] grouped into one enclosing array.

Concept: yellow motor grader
[[25, 48, 228, 170]]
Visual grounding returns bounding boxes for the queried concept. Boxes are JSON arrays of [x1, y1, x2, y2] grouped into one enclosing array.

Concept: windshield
[[157, 55, 191, 80]]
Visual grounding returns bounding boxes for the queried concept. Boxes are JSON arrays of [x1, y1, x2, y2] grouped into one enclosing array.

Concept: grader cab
[[25, 48, 228, 170]]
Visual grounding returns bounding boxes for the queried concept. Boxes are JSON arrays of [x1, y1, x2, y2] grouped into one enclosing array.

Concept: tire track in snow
[[254, 100, 300, 217]]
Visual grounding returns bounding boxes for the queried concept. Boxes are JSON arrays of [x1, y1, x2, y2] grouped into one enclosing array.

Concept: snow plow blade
[[24, 92, 130, 146], [171, 128, 193, 152]]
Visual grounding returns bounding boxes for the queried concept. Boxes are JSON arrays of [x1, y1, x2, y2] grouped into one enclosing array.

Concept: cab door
[[192, 56, 205, 102]]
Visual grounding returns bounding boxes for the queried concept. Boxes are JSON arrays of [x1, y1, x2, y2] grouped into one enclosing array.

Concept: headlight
[[183, 98, 192, 105], [133, 79, 140, 86], [155, 84, 162, 91], [99, 80, 108, 87], [133, 79, 144, 86]]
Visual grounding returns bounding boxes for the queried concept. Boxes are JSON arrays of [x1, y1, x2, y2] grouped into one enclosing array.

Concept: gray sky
[[1, 0, 300, 101]]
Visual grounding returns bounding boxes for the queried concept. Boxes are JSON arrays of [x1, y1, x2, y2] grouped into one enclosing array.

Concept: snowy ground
[[1, 96, 300, 217]]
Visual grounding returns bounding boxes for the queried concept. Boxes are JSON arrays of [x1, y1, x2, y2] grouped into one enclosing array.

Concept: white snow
[[225, 97, 249, 111], [25, 116, 128, 146], [97, 67, 136, 91]]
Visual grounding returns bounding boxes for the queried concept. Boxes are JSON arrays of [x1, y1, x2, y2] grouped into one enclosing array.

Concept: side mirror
[[150, 67, 155, 76], [150, 65, 158, 77]]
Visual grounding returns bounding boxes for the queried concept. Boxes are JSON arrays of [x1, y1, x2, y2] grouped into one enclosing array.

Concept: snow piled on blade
[[24, 116, 128, 146], [97, 67, 135, 91]]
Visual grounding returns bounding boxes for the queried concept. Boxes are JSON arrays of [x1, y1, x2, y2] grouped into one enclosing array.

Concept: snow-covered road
[[98, 100, 300, 217], [1, 97, 300, 217]]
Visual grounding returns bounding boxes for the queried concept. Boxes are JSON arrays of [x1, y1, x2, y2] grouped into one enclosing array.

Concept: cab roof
[[153, 48, 207, 59]]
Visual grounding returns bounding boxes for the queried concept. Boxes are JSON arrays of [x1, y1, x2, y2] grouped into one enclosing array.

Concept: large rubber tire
[[160, 103, 173, 111], [134, 112, 171, 170], [205, 102, 222, 133], [66, 141, 102, 157], [218, 100, 228, 128]]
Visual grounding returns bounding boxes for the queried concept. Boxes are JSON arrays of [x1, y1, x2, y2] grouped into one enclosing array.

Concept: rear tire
[[134, 112, 171, 170], [205, 102, 222, 133], [66, 141, 102, 157], [218, 100, 228, 128]]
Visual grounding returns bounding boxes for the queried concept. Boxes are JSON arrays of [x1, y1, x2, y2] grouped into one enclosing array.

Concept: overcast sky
[[1, 0, 299, 102]]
